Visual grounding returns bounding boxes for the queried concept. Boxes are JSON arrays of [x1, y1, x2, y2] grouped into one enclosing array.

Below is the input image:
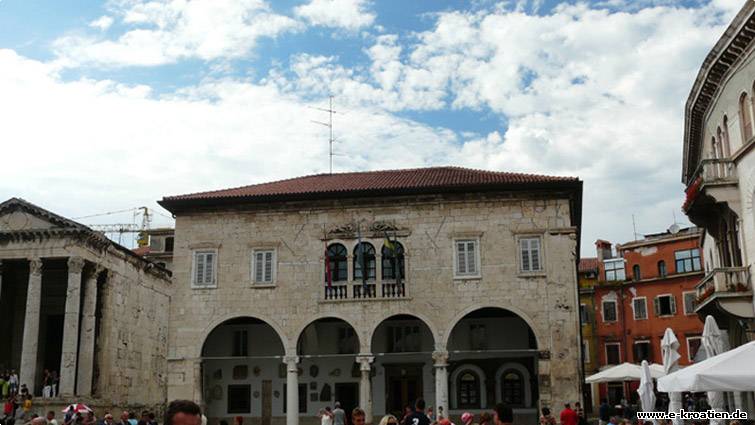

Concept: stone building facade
[[159, 167, 583, 425], [682, 0, 755, 350], [0, 198, 171, 411]]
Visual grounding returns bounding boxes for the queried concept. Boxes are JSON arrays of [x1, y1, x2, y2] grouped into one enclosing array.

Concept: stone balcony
[[695, 267, 753, 317], [323, 280, 407, 301], [684, 158, 740, 225]]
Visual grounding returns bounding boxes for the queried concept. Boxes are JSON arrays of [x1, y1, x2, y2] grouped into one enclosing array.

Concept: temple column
[[20, 258, 43, 394], [433, 351, 449, 419], [357, 355, 374, 424], [59, 256, 85, 396], [285, 355, 300, 425], [76, 265, 103, 396]]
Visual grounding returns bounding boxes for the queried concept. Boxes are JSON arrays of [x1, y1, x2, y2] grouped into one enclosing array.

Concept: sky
[[0, 0, 745, 254]]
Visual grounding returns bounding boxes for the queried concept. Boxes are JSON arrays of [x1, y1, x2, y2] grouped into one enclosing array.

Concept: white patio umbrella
[[702, 316, 726, 425], [585, 362, 665, 383], [658, 340, 755, 392], [637, 360, 656, 425], [661, 328, 683, 425]]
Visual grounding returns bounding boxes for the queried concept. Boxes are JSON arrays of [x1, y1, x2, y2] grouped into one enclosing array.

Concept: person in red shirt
[[559, 404, 578, 425]]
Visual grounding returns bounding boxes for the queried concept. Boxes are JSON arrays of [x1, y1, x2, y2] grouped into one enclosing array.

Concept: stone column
[[432, 351, 449, 418], [285, 356, 300, 425], [76, 265, 103, 396], [59, 256, 85, 396], [20, 258, 43, 393], [193, 359, 203, 405], [356, 355, 374, 424]]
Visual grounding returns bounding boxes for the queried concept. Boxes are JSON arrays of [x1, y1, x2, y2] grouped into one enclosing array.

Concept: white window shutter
[[254, 252, 264, 283], [457, 242, 467, 274], [670, 295, 677, 315], [195, 253, 205, 285], [654, 297, 660, 316], [467, 241, 476, 273], [531, 238, 540, 270], [204, 253, 214, 284], [264, 251, 273, 282]]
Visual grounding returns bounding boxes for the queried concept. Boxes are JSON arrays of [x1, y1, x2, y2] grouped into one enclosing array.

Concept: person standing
[[8, 371, 18, 397], [351, 408, 366, 425], [319, 407, 334, 425], [406, 400, 430, 425], [47, 411, 59, 425], [163, 400, 202, 425], [540, 408, 556, 425], [598, 399, 611, 425], [493, 404, 513, 425], [333, 403, 346, 425], [559, 404, 578, 425]]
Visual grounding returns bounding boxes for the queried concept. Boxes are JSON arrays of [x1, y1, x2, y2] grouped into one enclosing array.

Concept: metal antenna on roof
[[632, 214, 640, 241], [310, 95, 342, 174]]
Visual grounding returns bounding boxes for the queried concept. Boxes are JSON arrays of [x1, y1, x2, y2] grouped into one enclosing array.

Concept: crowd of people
[[0, 399, 160, 425]]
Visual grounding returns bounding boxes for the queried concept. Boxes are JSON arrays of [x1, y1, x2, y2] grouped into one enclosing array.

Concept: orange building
[[591, 227, 705, 405]]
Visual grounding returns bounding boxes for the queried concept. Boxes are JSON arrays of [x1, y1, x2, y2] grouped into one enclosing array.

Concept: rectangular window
[[605, 342, 621, 364], [582, 340, 590, 364], [654, 294, 676, 317], [192, 250, 216, 287], [283, 384, 307, 413], [633, 340, 652, 363], [580, 304, 588, 325], [252, 249, 275, 284], [687, 336, 702, 362], [602, 300, 617, 322], [232, 330, 248, 357], [227, 385, 251, 414], [632, 297, 647, 320], [519, 237, 542, 272], [455, 239, 479, 277], [683, 291, 697, 315], [469, 323, 487, 350], [388, 325, 421, 353], [604, 259, 626, 281], [675, 249, 702, 273]]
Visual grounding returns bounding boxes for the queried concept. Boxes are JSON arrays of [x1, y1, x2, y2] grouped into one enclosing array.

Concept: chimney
[[595, 239, 613, 261]]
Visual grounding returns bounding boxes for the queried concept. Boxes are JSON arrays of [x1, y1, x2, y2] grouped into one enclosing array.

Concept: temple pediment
[[0, 198, 87, 233]]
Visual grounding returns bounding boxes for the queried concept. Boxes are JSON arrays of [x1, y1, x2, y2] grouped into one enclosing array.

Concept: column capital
[[284, 355, 300, 368], [28, 258, 43, 276], [67, 256, 85, 273], [432, 351, 449, 367], [356, 355, 374, 371]]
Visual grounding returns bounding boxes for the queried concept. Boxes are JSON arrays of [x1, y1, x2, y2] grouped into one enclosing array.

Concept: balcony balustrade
[[695, 266, 751, 307], [323, 280, 407, 301]]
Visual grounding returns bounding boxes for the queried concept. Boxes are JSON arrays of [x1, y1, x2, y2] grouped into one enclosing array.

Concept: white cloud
[[89, 15, 114, 31], [294, 0, 375, 31], [54, 0, 302, 67]]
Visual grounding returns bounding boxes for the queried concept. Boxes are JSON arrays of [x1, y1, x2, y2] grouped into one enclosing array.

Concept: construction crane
[[77, 206, 154, 246]]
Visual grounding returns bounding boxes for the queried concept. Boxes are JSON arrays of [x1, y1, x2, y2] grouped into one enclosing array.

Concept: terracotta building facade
[[590, 228, 705, 404]]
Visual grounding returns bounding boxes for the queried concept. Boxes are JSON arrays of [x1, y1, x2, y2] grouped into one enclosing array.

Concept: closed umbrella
[[637, 360, 656, 425], [702, 316, 726, 425], [661, 328, 683, 425]]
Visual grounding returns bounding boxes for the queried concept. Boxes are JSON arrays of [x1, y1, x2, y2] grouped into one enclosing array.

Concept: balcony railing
[[694, 158, 737, 183], [323, 281, 407, 301], [696, 267, 751, 305]]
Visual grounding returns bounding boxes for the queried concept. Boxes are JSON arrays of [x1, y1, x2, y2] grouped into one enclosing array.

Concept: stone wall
[[167, 192, 582, 413]]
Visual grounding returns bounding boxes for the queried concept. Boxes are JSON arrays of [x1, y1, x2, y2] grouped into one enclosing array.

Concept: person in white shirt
[[47, 411, 59, 425], [319, 407, 334, 425]]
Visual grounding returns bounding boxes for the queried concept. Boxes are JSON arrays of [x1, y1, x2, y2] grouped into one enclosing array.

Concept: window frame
[[632, 264, 641, 281], [658, 260, 667, 278], [604, 259, 626, 281], [517, 235, 544, 273], [633, 340, 652, 363], [227, 384, 252, 414], [674, 249, 702, 273], [325, 243, 349, 283], [582, 339, 590, 364], [605, 342, 621, 365], [686, 335, 703, 362], [251, 248, 277, 286], [453, 237, 481, 279], [381, 241, 405, 281], [191, 249, 218, 289], [456, 369, 482, 409], [602, 299, 618, 323], [632, 297, 648, 321], [655, 293, 677, 317], [579, 303, 588, 325], [683, 291, 697, 315], [353, 242, 377, 281]]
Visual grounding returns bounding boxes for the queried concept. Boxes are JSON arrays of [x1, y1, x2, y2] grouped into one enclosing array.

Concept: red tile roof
[[161, 167, 578, 208], [579, 257, 599, 272]]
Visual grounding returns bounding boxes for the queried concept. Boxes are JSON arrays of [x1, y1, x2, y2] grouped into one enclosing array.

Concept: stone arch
[[367, 312, 439, 353], [449, 363, 487, 409], [495, 362, 533, 408], [441, 304, 542, 350], [294, 314, 361, 356], [198, 313, 290, 358]]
